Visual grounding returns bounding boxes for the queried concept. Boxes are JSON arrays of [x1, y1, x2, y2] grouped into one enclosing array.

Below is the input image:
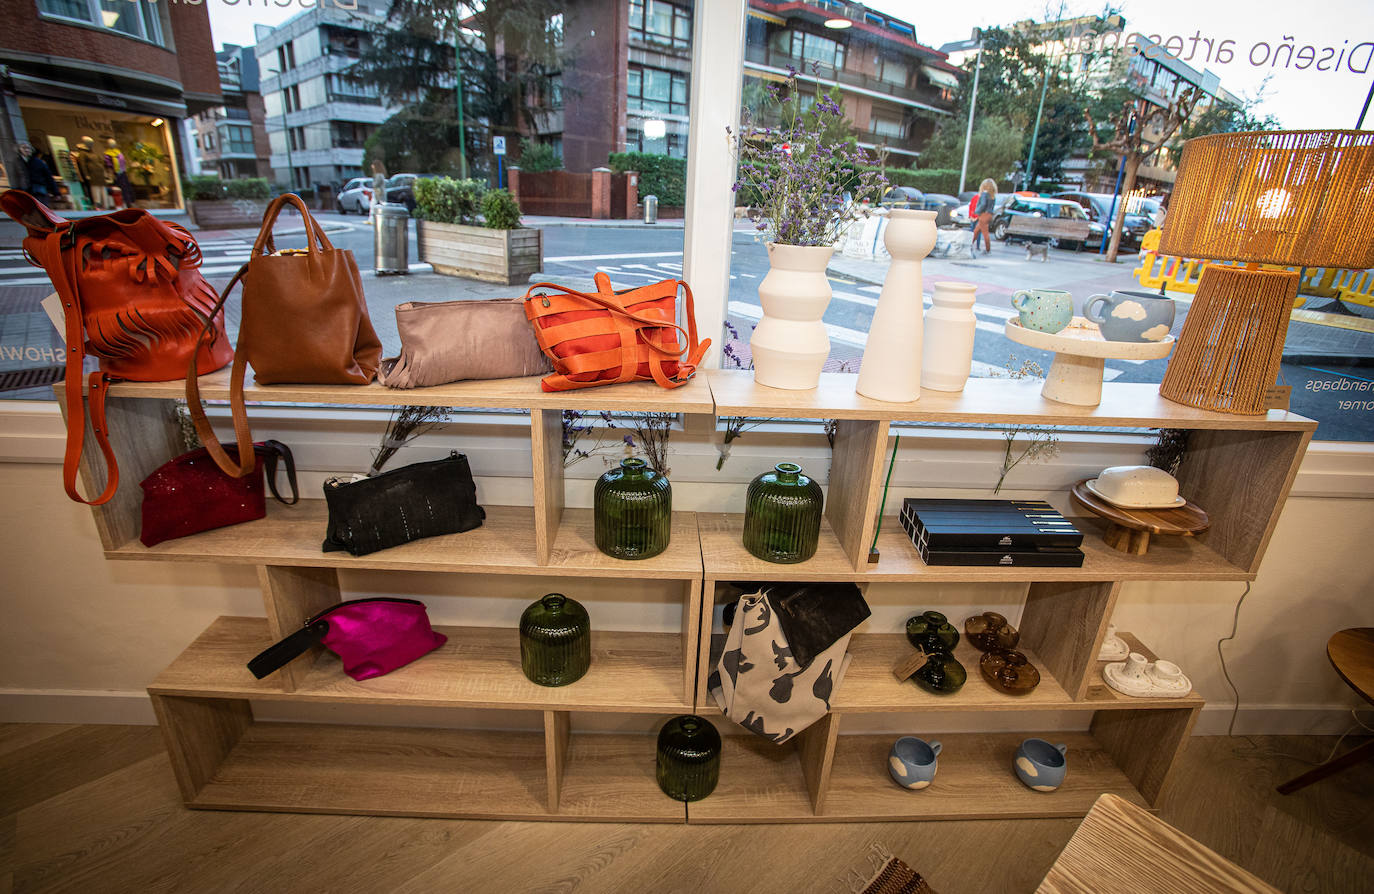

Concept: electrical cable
[[869, 433, 900, 553], [1218, 581, 1251, 738], [1221, 582, 1374, 773]]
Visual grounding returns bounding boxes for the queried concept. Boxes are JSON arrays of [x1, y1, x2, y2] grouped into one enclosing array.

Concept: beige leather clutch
[[379, 297, 552, 388]]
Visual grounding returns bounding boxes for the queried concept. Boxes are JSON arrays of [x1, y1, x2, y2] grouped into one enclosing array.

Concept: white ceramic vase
[[922, 281, 979, 392], [751, 243, 834, 390], [856, 210, 938, 402]]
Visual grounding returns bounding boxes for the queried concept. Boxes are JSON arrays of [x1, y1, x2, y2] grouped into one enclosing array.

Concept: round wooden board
[[1070, 479, 1210, 536]]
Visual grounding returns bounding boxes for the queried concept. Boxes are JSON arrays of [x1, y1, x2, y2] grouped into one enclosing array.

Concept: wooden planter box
[[187, 199, 269, 229], [416, 220, 543, 285]]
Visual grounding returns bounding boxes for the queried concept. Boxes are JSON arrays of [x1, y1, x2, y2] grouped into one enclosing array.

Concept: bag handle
[[524, 278, 710, 389], [256, 439, 299, 504], [186, 264, 256, 478], [45, 226, 121, 505], [524, 280, 694, 360], [246, 620, 329, 679], [252, 193, 335, 257]]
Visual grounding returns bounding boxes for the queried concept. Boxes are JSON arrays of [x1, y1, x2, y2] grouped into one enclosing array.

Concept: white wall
[[1, 401, 1370, 736]]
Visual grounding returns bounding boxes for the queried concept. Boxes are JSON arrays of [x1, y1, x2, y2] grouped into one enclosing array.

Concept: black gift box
[[900, 498, 1085, 567]]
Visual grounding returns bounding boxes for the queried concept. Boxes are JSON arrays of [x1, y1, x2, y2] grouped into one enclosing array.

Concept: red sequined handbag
[[139, 440, 297, 547]]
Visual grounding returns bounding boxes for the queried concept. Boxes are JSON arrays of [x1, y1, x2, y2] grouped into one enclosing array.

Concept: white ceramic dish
[[1084, 478, 1187, 509]]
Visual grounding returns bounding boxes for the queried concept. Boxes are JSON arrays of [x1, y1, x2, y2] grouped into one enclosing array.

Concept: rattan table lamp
[[1158, 130, 1374, 414]]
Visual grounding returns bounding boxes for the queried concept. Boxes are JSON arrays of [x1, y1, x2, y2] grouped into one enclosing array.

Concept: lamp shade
[[1159, 129, 1374, 268]]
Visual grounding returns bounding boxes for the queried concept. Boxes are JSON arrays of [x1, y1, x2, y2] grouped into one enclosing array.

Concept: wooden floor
[[1, 724, 1371, 893]]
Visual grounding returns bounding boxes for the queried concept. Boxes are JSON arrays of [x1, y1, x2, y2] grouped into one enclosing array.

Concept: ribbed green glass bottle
[[742, 462, 824, 563], [656, 715, 721, 802], [594, 458, 671, 560], [519, 593, 591, 687]]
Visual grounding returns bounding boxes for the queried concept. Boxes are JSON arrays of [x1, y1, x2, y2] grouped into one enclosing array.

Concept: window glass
[[38, 0, 89, 20], [723, 2, 1374, 443]]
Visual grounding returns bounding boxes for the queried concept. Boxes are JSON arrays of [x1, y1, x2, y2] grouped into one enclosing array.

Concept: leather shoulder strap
[[46, 227, 121, 504], [186, 264, 255, 477]]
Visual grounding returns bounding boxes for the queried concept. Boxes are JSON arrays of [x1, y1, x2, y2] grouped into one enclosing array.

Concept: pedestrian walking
[[971, 178, 996, 254], [18, 142, 58, 200]]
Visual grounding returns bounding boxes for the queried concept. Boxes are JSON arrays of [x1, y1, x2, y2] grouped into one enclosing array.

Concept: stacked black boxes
[[899, 498, 1085, 567]]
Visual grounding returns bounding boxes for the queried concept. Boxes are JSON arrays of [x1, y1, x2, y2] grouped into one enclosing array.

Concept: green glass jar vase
[[519, 593, 591, 687], [594, 458, 671, 560], [656, 714, 721, 802], [905, 611, 960, 651], [905, 611, 966, 695], [742, 462, 824, 563]]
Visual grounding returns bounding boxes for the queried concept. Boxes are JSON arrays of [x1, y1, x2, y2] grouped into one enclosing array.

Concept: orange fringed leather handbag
[[0, 190, 232, 504], [523, 272, 710, 392]]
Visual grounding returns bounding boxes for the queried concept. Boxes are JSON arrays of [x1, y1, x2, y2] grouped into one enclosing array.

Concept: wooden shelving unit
[[64, 366, 1314, 824]]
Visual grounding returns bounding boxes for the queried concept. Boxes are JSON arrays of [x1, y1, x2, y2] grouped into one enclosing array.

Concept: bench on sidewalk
[[1005, 216, 1091, 250]]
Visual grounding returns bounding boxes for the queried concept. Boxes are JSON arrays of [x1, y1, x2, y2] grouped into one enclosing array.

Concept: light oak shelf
[[691, 730, 1151, 823], [110, 504, 705, 581], [56, 370, 1312, 824], [698, 513, 1252, 582], [167, 720, 682, 823], [697, 632, 1204, 715], [105, 366, 715, 414], [153, 617, 692, 714], [708, 369, 1317, 431]]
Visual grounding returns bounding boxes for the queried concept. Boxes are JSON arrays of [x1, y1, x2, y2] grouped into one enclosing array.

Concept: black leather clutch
[[322, 451, 485, 556]]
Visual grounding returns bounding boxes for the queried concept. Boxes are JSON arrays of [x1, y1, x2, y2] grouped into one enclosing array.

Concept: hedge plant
[[608, 152, 685, 206], [224, 178, 270, 200], [413, 176, 485, 225], [480, 188, 522, 229], [186, 175, 224, 201]]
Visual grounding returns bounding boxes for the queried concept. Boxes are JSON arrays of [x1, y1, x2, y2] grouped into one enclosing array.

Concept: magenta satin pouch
[[247, 598, 446, 681]]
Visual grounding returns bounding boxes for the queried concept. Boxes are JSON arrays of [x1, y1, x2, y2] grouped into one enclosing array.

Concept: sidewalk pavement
[[521, 215, 684, 229]]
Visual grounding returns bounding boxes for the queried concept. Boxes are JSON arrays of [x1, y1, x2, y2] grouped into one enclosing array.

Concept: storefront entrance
[[18, 99, 183, 211]]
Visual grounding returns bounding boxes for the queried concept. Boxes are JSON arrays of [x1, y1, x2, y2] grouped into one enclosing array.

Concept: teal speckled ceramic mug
[[1011, 289, 1074, 334]]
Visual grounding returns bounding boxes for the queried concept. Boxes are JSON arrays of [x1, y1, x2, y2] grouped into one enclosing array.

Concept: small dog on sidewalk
[[1024, 242, 1050, 262]]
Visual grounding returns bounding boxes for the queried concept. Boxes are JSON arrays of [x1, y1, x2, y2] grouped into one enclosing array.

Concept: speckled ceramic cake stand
[[1004, 318, 1174, 407]]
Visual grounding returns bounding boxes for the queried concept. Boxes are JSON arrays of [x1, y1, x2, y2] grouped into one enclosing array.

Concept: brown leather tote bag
[[188, 192, 382, 477]]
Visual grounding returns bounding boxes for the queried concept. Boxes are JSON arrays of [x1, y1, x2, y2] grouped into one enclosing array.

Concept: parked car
[[384, 173, 439, 212], [992, 196, 1103, 250], [1053, 191, 1153, 249], [880, 187, 961, 227], [335, 177, 372, 214]]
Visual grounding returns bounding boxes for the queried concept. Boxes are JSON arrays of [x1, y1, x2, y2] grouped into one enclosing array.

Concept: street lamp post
[[1024, 66, 1050, 192], [958, 37, 983, 195], [267, 68, 294, 189], [455, 28, 468, 179]]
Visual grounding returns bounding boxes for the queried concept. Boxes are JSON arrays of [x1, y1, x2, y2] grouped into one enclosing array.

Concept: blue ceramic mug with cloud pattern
[[1084, 290, 1176, 342], [1011, 289, 1074, 334], [889, 736, 942, 790], [1014, 738, 1068, 792]]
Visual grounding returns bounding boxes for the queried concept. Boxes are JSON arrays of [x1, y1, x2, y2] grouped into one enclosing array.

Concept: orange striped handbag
[[523, 272, 710, 392]]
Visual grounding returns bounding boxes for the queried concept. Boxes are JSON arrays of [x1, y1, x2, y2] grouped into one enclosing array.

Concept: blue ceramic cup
[[1014, 738, 1068, 792], [889, 736, 942, 790], [1011, 289, 1074, 334], [1084, 290, 1176, 342]]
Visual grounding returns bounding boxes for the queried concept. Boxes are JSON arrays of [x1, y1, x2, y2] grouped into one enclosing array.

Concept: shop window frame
[[36, 0, 165, 47]]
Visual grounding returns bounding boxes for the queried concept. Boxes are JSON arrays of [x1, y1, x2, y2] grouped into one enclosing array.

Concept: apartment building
[[534, 0, 960, 172], [742, 0, 962, 164], [0, 0, 219, 209], [253, 0, 397, 191], [187, 46, 273, 181]]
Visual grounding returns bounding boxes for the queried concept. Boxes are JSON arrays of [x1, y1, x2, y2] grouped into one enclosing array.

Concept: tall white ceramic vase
[[751, 243, 834, 390], [855, 209, 938, 402]]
